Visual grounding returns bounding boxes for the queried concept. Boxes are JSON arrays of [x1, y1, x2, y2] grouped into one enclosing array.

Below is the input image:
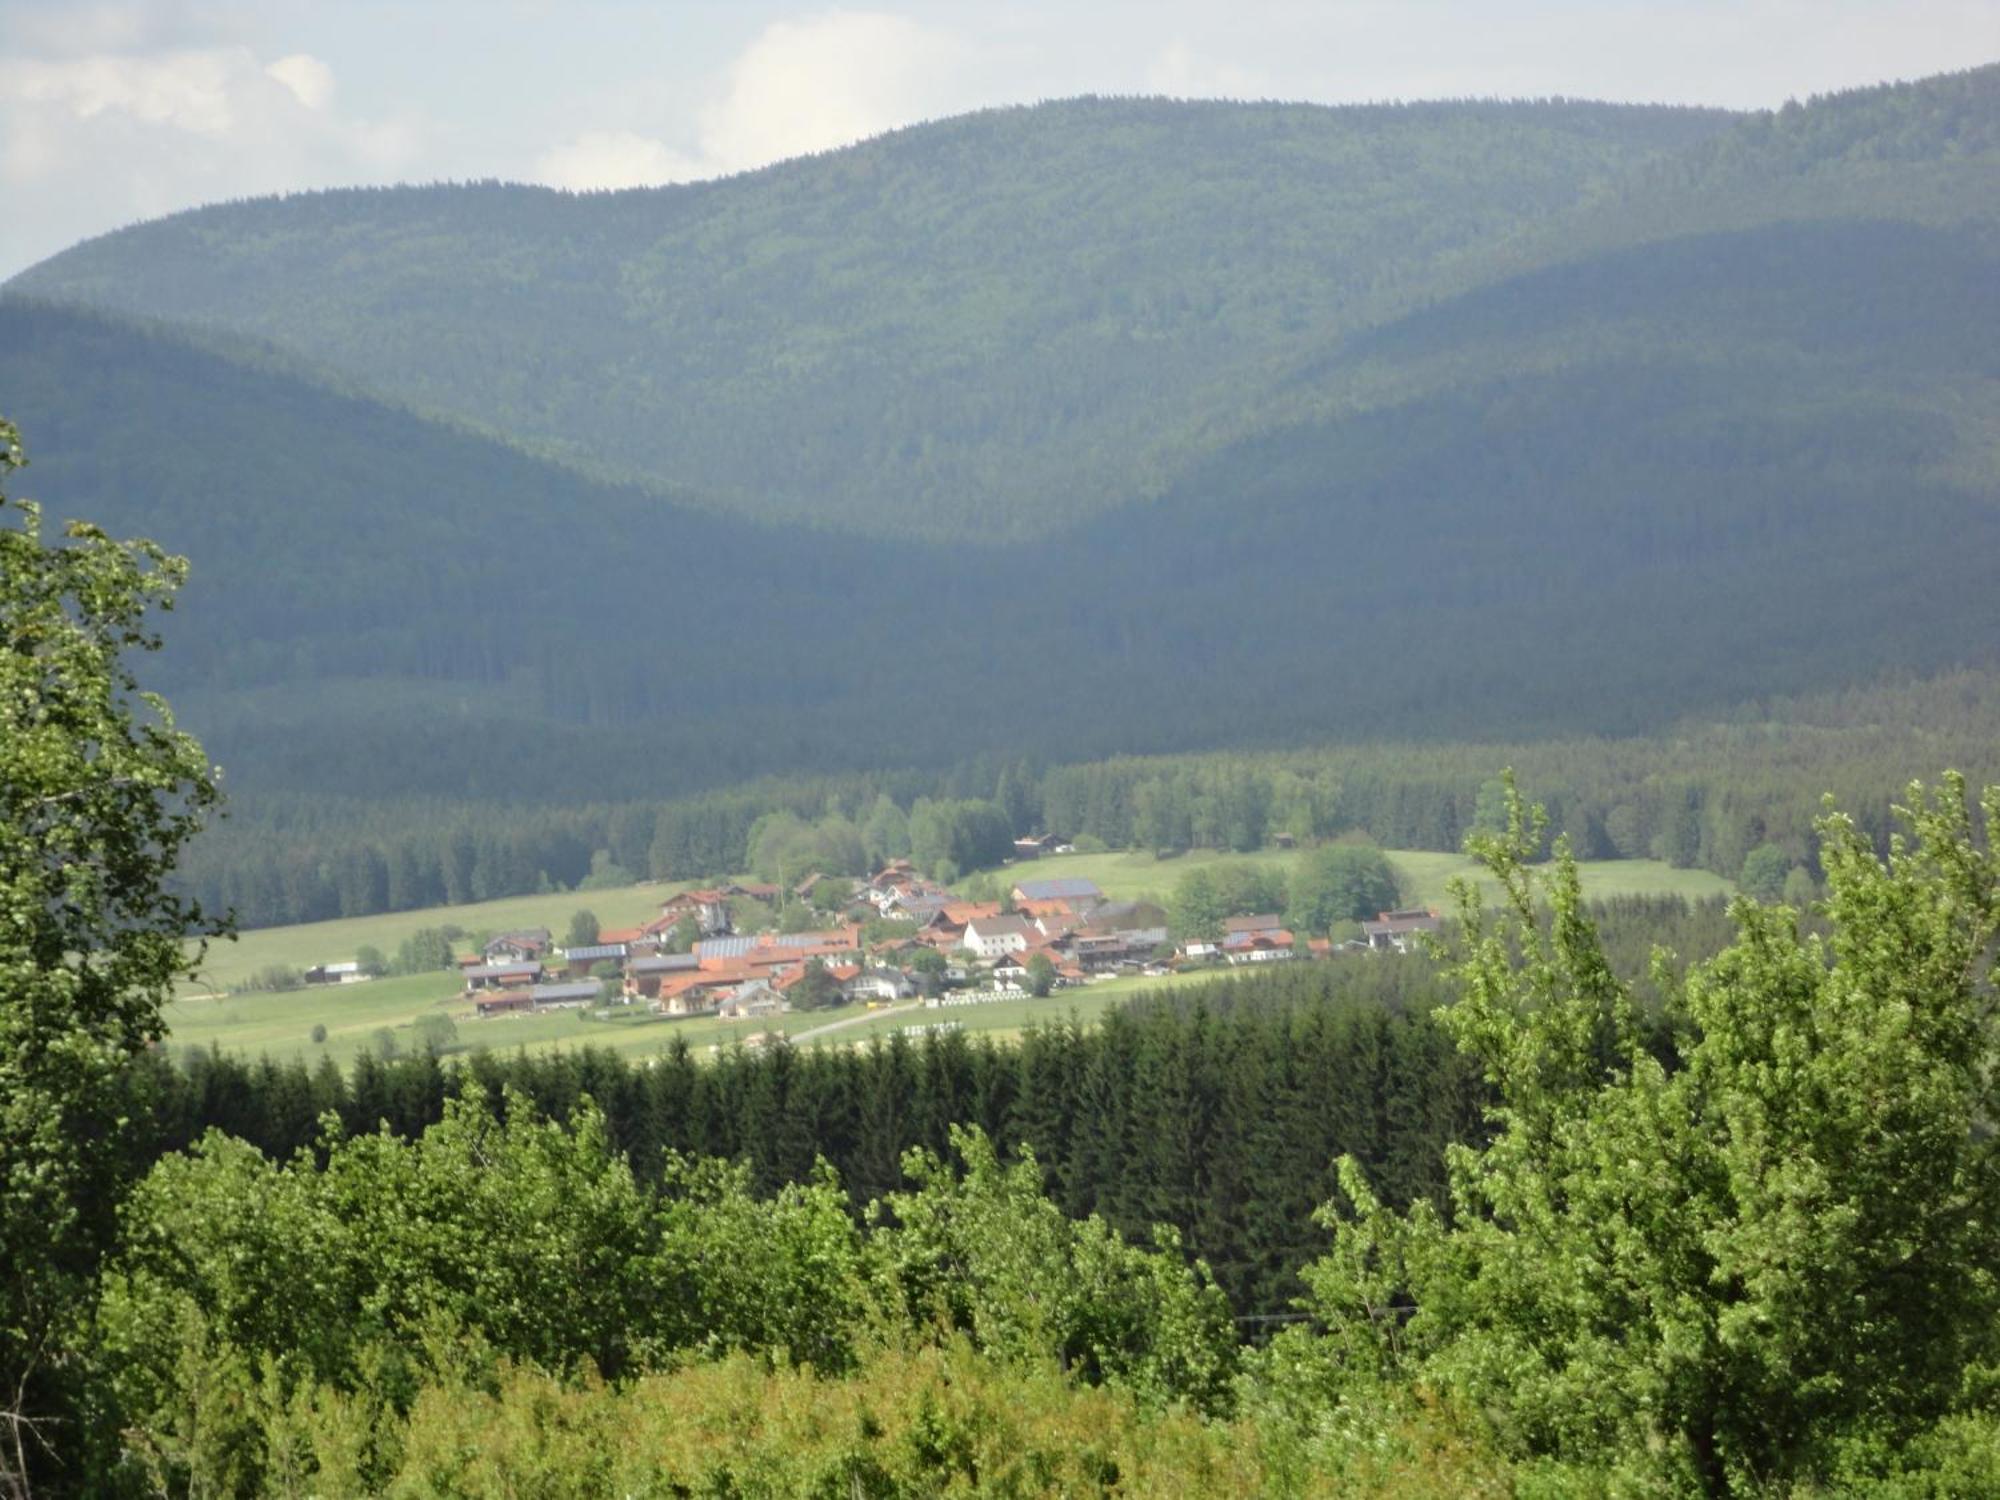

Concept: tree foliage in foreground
[[1282, 775, 2000, 1494], [99, 1099, 1238, 1496], [0, 419, 222, 1495]]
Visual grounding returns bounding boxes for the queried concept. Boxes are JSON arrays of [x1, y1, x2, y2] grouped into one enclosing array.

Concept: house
[[1030, 911, 1076, 941], [653, 889, 734, 937], [475, 991, 534, 1017], [843, 967, 915, 1003], [918, 900, 1001, 944], [1224, 913, 1286, 940], [989, 949, 1084, 992], [560, 941, 629, 978], [483, 929, 552, 964], [718, 979, 787, 1019], [1010, 877, 1104, 920], [1011, 833, 1062, 860], [462, 961, 541, 992], [1361, 908, 1443, 952], [527, 979, 603, 1010], [696, 927, 863, 972], [626, 951, 700, 998], [867, 860, 921, 894], [886, 889, 952, 922], [961, 915, 1034, 960], [1070, 928, 1167, 972], [1224, 928, 1297, 964], [654, 970, 748, 1016]]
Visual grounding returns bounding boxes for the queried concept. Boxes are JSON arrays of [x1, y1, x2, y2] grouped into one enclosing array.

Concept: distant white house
[[1361, 908, 1442, 952], [843, 968, 916, 1003], [961, 916, 1033, 960]]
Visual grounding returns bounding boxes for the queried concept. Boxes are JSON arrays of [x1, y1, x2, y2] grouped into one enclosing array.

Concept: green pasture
[[1387, 851, 1733, 909], [183, 880, 687, 994], [1016, 847, 1731, 910], [1013, 847, 1301, 906], [165, 973, 465, 1070], [160, 970, 1218, 1071], [165, 973, 808, 1071]]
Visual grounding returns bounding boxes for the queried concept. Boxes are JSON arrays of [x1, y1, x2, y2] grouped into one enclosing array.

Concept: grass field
[[1386, 851, 1733, 909], [162, 971, 1215, 1070], [167, 971, 847, 1070], [1018, 847, 1731, 910], [183, 880, 684, 994]]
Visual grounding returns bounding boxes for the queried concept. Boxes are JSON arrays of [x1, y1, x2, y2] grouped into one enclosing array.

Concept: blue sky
[[1, 1, 1994, 277]]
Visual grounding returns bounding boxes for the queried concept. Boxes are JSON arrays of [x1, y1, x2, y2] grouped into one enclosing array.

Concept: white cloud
[[4, 48, 249, 135], [532, 9, 972, 194], [0, 42, 416, 273], [266, 52, 334, 111], [697, 10, 966, 171]]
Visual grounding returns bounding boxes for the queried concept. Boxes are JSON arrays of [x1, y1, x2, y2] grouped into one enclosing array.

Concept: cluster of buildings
[[440, 858, 1441, 1024], [452, 864, 1176, 1021]]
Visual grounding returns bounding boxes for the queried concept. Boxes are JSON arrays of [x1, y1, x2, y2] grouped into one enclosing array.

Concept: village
[[430, 851, 1443, 1027]]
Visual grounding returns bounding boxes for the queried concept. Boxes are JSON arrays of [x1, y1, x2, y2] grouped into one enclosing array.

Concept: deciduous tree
[[0, 419, 223, 1494], [1293, 773, 2000, 1494]]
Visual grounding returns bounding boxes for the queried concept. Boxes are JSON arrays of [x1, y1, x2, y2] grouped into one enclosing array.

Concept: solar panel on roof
[[1015, 878, 1103, 900]]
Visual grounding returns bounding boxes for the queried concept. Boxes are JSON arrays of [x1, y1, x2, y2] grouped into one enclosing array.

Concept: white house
[[961, 915, 1033, 960], [843, 968, 915, 1003]]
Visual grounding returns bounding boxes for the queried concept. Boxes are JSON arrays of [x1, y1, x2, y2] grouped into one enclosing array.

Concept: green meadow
[[161, 974, 1182, 1071], [182, 880, 684, 994], [1016, 846, 1731, 910]]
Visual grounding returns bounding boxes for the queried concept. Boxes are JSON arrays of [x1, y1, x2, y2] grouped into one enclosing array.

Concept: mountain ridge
[[7, 93, 1742, 540]]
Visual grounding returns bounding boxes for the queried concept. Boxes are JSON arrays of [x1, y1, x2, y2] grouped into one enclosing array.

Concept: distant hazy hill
[[3, 71, 1998, 806], [8, 96, 1734, 540]]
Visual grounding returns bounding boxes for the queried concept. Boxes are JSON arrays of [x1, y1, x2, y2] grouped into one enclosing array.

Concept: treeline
[[174, 670, 2000, 928], [141, 962, 1472, 1317]]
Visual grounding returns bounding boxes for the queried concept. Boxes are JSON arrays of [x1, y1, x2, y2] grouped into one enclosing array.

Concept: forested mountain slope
[[3, 70, 1997, 810], [6, 96, 1735, 539], [4, 275, 1998, 811]]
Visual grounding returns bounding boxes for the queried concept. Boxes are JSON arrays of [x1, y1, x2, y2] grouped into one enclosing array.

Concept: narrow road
[[787, 1000, 924, 1044]]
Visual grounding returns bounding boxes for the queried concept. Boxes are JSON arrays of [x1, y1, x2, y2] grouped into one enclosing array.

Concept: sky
[[0, 1, 1995, 279]]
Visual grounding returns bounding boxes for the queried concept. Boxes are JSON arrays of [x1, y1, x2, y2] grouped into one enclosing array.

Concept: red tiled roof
[[942, 901, 1002, 924]]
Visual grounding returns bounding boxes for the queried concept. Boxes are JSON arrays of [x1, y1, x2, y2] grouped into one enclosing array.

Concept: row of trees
[[170, 669, 2000, 931], [1167, 844, 1402, 940]]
